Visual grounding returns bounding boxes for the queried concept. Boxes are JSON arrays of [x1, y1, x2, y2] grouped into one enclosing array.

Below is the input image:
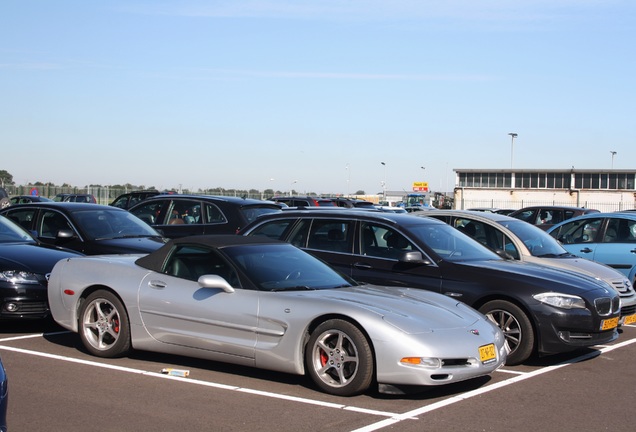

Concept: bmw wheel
[[479, 300, 534, 365], [79, 290, 131, 358], [305, 319, 373, 396]]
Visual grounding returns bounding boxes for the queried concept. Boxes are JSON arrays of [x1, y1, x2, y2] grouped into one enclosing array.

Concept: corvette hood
[[295, 285, 484, 333], [0, 243, 81, 274]]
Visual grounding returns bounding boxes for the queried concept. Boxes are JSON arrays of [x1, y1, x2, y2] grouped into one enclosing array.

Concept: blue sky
[[1, 1, 634, 195]]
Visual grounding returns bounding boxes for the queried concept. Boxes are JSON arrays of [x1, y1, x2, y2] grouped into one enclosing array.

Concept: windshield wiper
[[270, 285, 316, 292]]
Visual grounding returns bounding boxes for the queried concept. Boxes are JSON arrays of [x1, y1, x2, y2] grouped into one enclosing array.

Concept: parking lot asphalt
[[1, 319, 635, 432]]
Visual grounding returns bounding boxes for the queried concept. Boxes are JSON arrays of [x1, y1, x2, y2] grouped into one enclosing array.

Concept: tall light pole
[[289, 180, 297, 196], [381, 162, 387, 201], [345, 163, 350, 197], [508, 133, 518, 168], [610, 151, 617, 169]]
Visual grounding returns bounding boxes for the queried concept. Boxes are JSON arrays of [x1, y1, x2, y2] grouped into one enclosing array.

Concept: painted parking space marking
[[2, 331, 636, 431]]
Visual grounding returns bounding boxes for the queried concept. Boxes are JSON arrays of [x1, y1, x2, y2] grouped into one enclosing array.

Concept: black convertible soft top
[[135, 234, 284, 272]]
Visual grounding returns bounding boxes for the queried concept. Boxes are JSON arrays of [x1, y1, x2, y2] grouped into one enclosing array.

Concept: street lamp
[[289, 180, 297, 196], [508, 133, 518, 168], [610, 151, 617, 169], [381, 162, 387, 201], [345, 164, 350, 197]]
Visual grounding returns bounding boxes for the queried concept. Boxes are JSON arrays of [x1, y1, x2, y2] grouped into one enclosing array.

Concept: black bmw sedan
[[0, 215, 82, 319], [241, 210, 622, 365]]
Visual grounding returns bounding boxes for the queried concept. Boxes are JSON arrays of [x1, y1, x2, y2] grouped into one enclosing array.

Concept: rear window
[[240, 206, 282, 224]]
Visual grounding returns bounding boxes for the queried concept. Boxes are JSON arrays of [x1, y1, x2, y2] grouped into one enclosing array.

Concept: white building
[[454, 169, 636, 212]]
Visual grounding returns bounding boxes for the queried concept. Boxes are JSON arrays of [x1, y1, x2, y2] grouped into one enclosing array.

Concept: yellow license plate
[[622, 314, 636, 325], [479, 343, 496, 363], [601, 317, 619, 331]]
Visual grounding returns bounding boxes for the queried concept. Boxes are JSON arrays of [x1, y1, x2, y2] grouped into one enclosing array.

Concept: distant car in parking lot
[[241, 209, 621, 365], [467, 207, 515, 215], [329, 197, 376, 209], [53, 193, 97, 204], [9, 195, 53, 205], [422, 209, 636, 326], [0, 202, 166, 255], [508, 206, 599, 230], [270, 196, 335, 207], [128, 194, 283, 238], [109, 190, 164, 209], [548, 212, 636, 288]]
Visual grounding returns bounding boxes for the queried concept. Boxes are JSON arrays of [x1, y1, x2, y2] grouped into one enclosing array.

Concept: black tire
[[479, 300, 534, 365], [305, 319, 374, 396], [78, 290, 131, 358]]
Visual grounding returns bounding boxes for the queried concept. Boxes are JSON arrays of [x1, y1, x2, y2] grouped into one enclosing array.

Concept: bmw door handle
[[579, 247, 593, 253], [353, 262, 373, 270]]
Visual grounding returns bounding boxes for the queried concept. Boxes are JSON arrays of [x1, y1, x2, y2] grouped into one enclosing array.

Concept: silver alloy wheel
[[309, 329, 360, 389], [485, 309, 522, 355], [81, 298, 122, 351]]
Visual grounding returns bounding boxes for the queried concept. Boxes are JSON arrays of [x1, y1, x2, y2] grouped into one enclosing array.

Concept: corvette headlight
[[533, 292, 586, 309], [0, 270, 39, 285], [400, 357, 442, 368]]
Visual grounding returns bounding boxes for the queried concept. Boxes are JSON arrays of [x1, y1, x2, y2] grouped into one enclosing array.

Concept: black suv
[[240, 209, 621, 365], [128, 194, 283, 238], [110, 190, 162, 209], [0, 188, 9, 209]]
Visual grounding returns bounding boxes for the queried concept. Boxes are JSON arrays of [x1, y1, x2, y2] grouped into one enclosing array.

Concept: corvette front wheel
[[306, 319, 373, 396], [79, 290, 131, 358]]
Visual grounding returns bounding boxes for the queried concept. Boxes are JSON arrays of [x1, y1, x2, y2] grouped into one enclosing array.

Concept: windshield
[[73, 210, 162, 240], [500, 220, 568, 257], [223, 243, 355, 291], [407, 223, 501, 262], [0, 215, 37, 244], [240, 206, 282, 224]]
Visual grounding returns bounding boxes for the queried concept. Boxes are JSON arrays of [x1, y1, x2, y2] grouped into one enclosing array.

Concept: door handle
[[579, 247, 593, 253], [353, 262, 373, 269], [444, 292, 463, 298], [149, 280, 167, 289]]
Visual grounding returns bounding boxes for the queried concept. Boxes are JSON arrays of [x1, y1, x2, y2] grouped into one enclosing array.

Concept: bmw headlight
[[0, 270, 39, 285], [533, 292, 586, 309]]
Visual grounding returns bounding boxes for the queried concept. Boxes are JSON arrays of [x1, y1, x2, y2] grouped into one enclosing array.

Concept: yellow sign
[[412, 182, 429, 192]]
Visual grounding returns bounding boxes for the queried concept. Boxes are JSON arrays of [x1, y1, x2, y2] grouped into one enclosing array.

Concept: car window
[[360, 222, 414, 259], [247, 219, 296, 240], [552, 218, 603, 244], [288, 219, 311, 247], [454, 218, 518, 258], [603, 218, 636, 243], [240, 206, 281, 224], [164, 244, 239, 286], [203, 202, 227, 224], [306, 219, 354, 253], [168, 199, 201, 225], [514, 209, 536, 223], [2, 208, 35, 231], [130, 200, 169, 225], [40, 210, 73, 238], [110, 195, 129, 209]]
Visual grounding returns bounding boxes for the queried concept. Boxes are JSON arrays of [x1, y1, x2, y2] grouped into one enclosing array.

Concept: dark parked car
[[10, 195, 53, 205], [1, 214, 82, 319], [0, 189, 9, 209], [548, 212, 636, 293], [0, 354, 6, 432], [422, 209, 636, 326], [128, 195, 283, 239], [508, 206, 599, 231], [271, 196, 335, 207], [241, 210, 621, 365], [0, 202, 166, 255], [330, 197, 376, 209], [109, 190, 164, 209], [53, 193, 97, 204]]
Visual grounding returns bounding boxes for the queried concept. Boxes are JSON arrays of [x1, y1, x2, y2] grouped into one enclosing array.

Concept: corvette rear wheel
[[79, 290, 131, 358], [306, 319, 373, 396], [479, 300, 534, 365]]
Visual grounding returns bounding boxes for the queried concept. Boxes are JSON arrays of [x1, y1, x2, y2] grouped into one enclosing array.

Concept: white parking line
[[351, 337, 636, 432], [2, 332, 635, 430], [0, 336, 400, 419]]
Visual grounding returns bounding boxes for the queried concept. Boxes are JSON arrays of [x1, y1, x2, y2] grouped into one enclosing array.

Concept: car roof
[[510, 206, 598, 212], [138, 194, 280, 206], [135, 234, 286, 271], [419, 209, 519, 223], [0, 202, 125, 212]]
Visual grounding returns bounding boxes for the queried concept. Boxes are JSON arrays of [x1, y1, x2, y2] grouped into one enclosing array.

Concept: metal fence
[[457, 199, 636, 213]]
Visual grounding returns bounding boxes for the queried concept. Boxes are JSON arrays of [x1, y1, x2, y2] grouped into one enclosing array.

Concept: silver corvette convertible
[[48, 235, 507, 396]]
